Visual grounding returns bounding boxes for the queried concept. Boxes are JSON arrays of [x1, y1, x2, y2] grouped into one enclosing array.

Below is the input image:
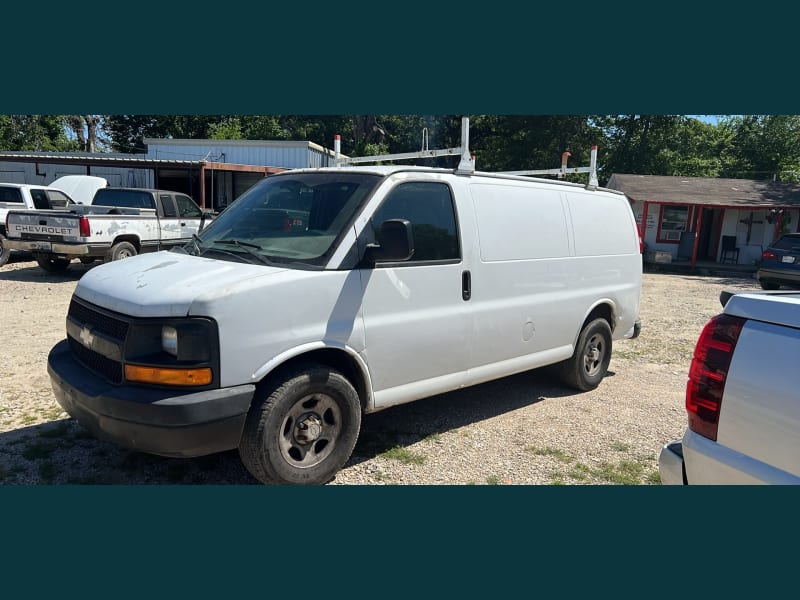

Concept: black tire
[[759, 280, 780, 290], [34, 254, 71, 273], [106, 241, 137, 262], [557, 318, 613, 392], [239, 364, 361, 485], [0, 233, 9, 268]]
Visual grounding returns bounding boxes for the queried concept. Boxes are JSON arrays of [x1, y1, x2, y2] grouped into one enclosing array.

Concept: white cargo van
[[46, 123, 642, 485]]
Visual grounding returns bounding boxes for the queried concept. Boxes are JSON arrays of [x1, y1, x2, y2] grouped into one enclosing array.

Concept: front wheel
[[239, 364, 361, 485], [557, 318, 613, 392], [34, 254, 71, 273]]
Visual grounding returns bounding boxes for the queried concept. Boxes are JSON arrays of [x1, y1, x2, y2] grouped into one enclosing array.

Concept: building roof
[[607, 174, 800, 208]]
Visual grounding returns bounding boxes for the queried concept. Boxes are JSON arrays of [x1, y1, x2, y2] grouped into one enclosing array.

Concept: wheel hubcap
[[278, 393, 341, 469], [583, 334, 605, 376]]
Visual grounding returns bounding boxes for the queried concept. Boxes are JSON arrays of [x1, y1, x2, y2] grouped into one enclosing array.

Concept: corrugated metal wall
[[0, 162, 153, 187], [145, 142, 336, 169]]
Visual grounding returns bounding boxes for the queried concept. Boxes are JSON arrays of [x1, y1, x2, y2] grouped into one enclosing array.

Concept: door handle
[[462, 270, 471, 301]]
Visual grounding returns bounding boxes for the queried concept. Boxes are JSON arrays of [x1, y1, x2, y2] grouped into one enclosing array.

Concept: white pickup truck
[[0, 176, 107, 267], [659, 289, 800, 484], [4, 187, 212, 272]]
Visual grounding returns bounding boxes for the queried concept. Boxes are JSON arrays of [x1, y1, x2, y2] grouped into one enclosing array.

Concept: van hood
[[75, 250, 288, 317]]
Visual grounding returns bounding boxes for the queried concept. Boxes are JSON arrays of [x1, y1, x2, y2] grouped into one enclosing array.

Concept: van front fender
[[249, 341, 375, 411]]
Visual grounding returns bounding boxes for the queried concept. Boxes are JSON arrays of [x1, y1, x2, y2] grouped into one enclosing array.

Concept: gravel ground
[[0, 254, 759, 485]]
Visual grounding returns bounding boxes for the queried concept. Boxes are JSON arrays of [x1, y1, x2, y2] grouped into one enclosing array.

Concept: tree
[[720, 115, 800, 181], [63, 115, 103, 152], [0, 115, 78, 151]]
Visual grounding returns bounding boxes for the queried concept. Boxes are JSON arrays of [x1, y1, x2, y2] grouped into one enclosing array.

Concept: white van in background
[[45, 123, 642, 485]]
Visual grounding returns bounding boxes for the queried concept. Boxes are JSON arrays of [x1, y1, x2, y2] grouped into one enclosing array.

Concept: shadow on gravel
[[348, 368, 586, 468], [0, 419, 259, 485], [0, 259, 94, 283], [0, 368, 585, 485]]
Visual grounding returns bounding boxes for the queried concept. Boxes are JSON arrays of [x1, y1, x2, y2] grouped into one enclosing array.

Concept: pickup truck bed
[[659, 289, 800, 484]]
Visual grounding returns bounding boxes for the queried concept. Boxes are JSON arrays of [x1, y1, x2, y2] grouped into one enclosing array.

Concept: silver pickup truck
[[659, 289, 800, 484], [5, 187, 212, 272]]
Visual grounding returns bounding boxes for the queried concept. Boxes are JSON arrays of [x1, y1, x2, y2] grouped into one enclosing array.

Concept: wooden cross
[[739, 211, 763, 244]]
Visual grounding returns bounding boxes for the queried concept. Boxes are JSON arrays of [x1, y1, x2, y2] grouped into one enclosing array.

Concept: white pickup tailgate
[[6, 210, 81, 240]]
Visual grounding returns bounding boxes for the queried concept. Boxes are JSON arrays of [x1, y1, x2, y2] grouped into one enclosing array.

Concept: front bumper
[[48, 339, 255, 457], [658, 440, 686, 485]]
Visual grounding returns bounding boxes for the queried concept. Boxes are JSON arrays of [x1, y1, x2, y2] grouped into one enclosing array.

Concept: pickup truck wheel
[[239, 364, 361, 485], [106, 241, 137, 262], [557, 318, 612, 392], [34, 254, 71, 273], [0, 234, 8, 268]]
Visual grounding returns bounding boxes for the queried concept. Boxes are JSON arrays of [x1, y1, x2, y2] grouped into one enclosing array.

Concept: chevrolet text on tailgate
[[45, 118, 643, 485], [4, 187, 211, 272], [659, 290, 800, 484]]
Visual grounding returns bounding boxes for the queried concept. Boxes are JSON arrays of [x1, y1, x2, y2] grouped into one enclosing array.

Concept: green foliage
[[0, 115, 79, 151]]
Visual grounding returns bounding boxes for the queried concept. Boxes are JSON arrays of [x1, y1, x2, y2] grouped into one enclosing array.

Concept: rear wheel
[[0, 233, 9, 268], [34, 254, 71, 273], [239, 364, 361, 485], [106, 241, 137, 262], [759, 280, 780, 290], [557, 318, 613, 391]]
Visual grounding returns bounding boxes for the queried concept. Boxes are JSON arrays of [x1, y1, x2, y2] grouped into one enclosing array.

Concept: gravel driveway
[[0, 255, 759, 485]]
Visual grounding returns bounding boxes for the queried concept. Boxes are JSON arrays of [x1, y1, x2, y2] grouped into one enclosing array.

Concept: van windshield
[[186, 172, 382, 267]]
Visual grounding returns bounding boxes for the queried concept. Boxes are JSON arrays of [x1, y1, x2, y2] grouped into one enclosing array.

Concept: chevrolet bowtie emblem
[[79, 326, 94, 349]]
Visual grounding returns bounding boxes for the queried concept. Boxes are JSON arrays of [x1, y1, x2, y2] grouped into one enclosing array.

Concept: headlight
[[162, 326, 178, 356], [125, 318, 219, 387]]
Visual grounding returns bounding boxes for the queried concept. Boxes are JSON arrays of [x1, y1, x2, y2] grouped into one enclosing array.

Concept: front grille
[[67, 297, 129, 384], [68, 298, 130, 340], [68, 337, 124, 384]]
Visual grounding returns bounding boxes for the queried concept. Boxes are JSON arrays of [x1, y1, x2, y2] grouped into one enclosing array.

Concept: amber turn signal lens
[[125, 364, 212, 386]]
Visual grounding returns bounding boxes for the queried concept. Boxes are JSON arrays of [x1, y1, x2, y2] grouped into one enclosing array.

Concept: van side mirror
[[365, 219, 414, 263]]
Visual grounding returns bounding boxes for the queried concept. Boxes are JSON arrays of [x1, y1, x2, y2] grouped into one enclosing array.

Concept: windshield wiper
[[213, 238, 274, 266], [190, 233, 204, 256]]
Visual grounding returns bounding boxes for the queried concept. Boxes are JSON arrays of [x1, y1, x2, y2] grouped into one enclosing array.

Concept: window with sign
[[658, 205, 688, 243]]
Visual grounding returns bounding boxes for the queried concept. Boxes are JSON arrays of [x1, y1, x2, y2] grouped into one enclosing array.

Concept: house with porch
[[606, 174, 800, 267]]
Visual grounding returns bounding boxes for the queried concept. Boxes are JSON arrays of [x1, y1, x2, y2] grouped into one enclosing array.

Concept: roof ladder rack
[[500, 146, 599, 190], [334, 117, 476, 174]]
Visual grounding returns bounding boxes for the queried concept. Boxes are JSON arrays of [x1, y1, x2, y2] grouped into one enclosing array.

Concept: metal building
[[0, 138, 340, 210]]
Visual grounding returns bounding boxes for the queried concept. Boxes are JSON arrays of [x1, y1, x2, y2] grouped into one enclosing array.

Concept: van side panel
[[470, 182, 570, 261], [467, 181, 577, 374], [564, 191, 639, 256], [466, 179, 640, 381]]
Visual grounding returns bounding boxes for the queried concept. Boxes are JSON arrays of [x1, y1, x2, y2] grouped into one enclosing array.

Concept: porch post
[[690, 207, 703, 268]]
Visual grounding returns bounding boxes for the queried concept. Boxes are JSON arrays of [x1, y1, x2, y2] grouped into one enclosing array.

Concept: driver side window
[[371, 182, 460, 262], [175, 194, 202, 217]]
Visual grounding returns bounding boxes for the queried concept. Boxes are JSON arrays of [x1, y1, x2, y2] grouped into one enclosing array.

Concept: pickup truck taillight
[[686, 314, 744, 441], [79, 216, 91, 237]]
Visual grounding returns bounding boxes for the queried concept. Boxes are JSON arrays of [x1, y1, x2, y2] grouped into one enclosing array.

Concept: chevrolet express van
[[47, 165, 642, 484]]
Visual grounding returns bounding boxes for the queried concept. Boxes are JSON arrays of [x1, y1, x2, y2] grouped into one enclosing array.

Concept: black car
[[757, 233, 800, 289]]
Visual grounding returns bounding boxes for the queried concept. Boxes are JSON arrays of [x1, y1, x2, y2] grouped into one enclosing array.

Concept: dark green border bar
[[1, 486, 797, 596], [6, 7, 800, 114]]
